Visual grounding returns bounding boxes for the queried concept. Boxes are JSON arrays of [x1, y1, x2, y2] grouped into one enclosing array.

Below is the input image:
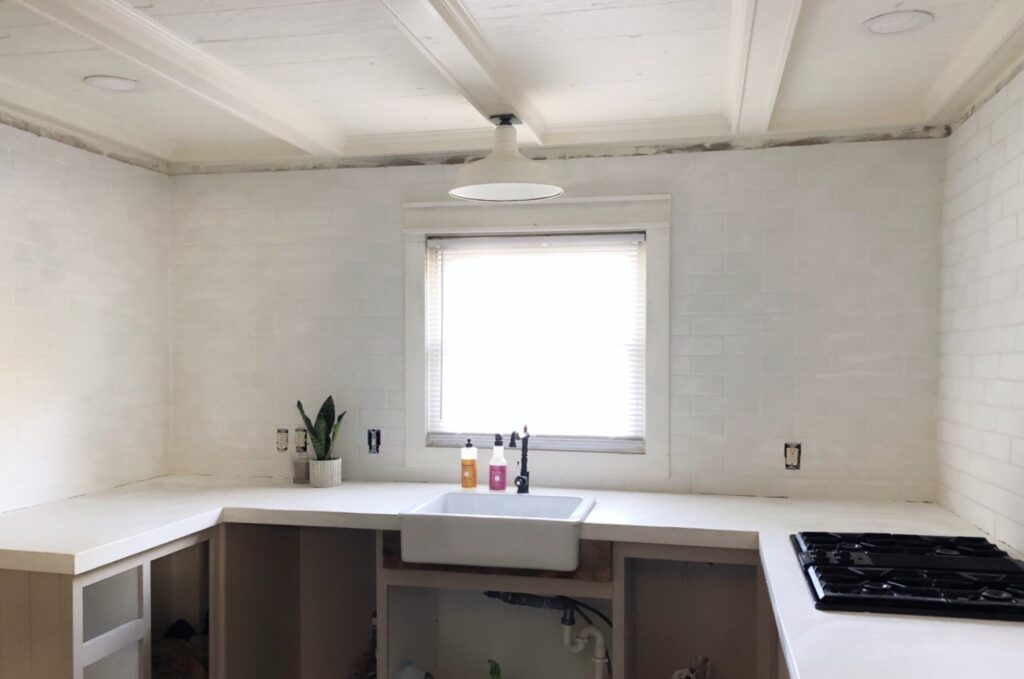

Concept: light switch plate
[[295, 428, 308, 454], [276, 428, 289, 452]]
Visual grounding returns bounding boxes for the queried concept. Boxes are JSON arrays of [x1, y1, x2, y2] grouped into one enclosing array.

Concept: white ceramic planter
[[309, 458, 342, 488]]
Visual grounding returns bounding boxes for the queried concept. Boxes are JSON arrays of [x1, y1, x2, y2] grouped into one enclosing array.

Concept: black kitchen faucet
[[511, 426, 530, 494]]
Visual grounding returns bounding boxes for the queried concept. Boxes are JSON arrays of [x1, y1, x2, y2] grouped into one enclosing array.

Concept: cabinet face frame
[[9, 527, 779, 679], [72, 530, 213, 679], [377, 534, 776, 679]]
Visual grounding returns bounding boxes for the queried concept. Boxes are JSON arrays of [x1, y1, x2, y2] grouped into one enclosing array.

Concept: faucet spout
[[514, 426, 530, 494]]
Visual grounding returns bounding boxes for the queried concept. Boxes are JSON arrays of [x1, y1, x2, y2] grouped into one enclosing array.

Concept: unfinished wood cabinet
[[78, 532, 213, 679], [0, 530, 213, 679], [0, 569, 74, 679], [378, 531, 614, 679], [74, 537, 212, 678], [2, 524, 784, 679], [219, 525, 376, 679], [376, 534, 781, 679], [613, 543, 780, 679]]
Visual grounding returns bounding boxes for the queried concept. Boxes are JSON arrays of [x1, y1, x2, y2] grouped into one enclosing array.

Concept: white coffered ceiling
[[0, 0, 1019, 170]]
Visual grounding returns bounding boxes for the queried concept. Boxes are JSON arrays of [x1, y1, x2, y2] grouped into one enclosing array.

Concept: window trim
[[403, 196, 670, 477]]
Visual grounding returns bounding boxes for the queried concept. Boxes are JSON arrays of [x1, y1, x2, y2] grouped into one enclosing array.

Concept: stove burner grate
[[792, 532, 1024, 621]]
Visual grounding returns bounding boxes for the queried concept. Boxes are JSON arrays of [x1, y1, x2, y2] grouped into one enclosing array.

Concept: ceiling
[[0, 0, 1020, 171]]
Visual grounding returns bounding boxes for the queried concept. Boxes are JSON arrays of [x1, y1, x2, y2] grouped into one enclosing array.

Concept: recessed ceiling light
[[862, 9, 934, 35], [83, 75, 139, 93]]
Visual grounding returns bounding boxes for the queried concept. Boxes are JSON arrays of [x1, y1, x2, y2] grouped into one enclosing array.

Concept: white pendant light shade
[[449, 122, 563, 202]]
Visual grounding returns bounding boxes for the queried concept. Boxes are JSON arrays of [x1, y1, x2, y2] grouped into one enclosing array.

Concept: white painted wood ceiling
[[0, 0, 1018, 169]]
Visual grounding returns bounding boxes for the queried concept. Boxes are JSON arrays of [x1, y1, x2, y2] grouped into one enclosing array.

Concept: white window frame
[[424, 231, 648, 454], [403, 195, 670, 479]]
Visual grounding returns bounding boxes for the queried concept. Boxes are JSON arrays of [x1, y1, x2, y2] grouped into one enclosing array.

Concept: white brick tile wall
[[940, 69, 1024, 553], [169, 139, 944, 500], [0, 125, 169, 512]]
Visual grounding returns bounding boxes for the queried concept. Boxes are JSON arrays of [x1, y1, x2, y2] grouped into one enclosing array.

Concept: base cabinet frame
[[75, 530, 213, 679], [612, 542, 780, 679], [2, 526, 783, 679], [0, 529, 214, 679], [377, 534, 781, 679]]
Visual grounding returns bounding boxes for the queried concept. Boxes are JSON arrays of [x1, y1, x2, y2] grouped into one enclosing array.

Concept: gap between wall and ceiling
[[0, 105, 953, 177]]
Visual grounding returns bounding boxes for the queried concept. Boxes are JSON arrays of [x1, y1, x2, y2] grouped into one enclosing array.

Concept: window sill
[[426, 433, 645, 455]]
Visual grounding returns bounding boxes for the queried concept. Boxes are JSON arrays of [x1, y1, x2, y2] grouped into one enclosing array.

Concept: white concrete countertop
[[0, 475, 1021, 678]]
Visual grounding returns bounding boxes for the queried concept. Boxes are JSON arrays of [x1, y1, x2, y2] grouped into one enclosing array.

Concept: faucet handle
[[509, 430, 520, 448]]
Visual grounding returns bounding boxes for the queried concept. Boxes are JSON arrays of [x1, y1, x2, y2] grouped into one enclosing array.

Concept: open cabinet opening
[[626, 559, 758, 678], [610, 543, 784, 679], [151, 541, 210, 679], [221, 525, 377, 679], [388, 586, 612, 679]]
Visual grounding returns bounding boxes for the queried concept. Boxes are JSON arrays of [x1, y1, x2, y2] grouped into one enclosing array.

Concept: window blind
[[425, 232, 646, 453]]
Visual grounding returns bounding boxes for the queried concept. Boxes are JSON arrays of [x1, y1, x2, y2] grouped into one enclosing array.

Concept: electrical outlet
[[785, 442, 801, 470], [276, 428, 289, 452], [367, 429, 381, 454], [295, 428, 308, 454]]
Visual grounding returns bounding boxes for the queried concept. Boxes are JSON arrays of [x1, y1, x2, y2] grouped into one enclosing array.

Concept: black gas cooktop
[[791, 532, 1024, 621]]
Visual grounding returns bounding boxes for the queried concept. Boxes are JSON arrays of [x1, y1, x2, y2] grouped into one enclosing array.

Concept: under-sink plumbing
[[562, 615, 609, 679], [484, 591, 610, 679]]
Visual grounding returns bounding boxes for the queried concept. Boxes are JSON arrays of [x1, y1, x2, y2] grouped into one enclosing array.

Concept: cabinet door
[[79, 563, 147, 679], [75, 531, 212, 679], [84, 642, 142, 679], [83, 566, 143, 643]]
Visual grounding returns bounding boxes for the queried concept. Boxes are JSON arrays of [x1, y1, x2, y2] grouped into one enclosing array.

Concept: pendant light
[[449, 115, 563, 203]]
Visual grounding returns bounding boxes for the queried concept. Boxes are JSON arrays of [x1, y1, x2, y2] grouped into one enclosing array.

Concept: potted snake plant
[[297, 396, 346, 488]]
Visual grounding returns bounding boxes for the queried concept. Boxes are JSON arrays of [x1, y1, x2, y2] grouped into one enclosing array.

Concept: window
[[424, 233, 646, 453]]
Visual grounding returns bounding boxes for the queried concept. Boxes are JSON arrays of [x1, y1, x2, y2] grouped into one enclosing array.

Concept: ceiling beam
[[342, 115, 732, 157], [727, 0, 803, 136], [925, 0, 1024, 124], [544, 116, 732, 148], [379, 0, 546, 145], [12, 0, 346, 158]]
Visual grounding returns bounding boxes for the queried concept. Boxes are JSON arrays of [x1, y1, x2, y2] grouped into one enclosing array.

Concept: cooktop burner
[[792, 532, 1024, 621]]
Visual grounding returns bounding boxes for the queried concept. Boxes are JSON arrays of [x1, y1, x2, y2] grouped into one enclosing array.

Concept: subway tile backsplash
[[170, 139, 945, 501], [0, 125, 169, 513], [0, 116, 961, 521], [939, 67, 1024, 553]]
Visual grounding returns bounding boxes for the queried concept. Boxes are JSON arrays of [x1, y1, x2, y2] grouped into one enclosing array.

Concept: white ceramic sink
[[400, 492, 596, 571]]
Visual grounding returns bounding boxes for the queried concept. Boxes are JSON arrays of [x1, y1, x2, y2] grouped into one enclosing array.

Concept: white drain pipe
[[563, 624, 608, 679]]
